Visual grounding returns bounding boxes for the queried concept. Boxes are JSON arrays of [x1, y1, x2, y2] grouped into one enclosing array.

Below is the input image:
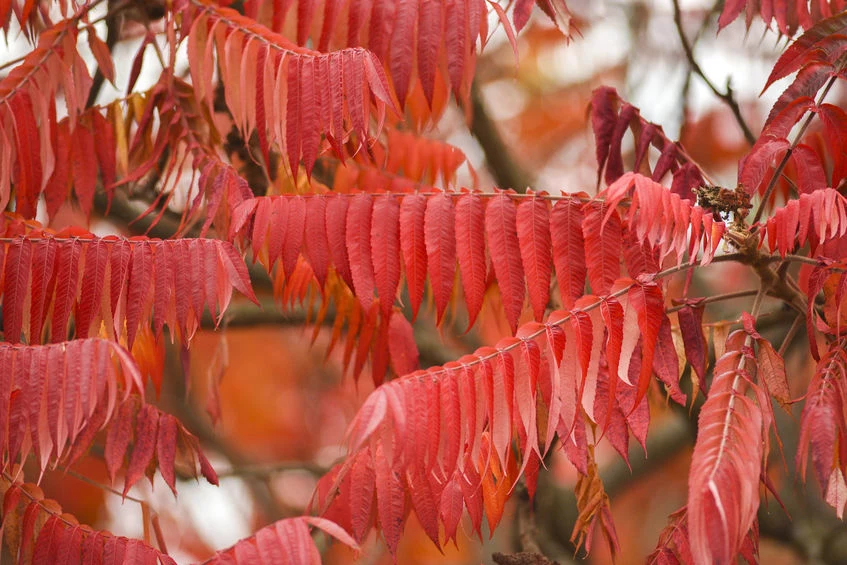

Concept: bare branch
[[469, 80, 535, 193], [671, 0, 756, 145]]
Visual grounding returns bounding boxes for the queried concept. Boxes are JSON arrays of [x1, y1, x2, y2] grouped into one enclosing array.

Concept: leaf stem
[[777, 314, 804, 356], [63, 468, 147, 504], [1, 471, 92, 530], [666, 289, 759, 314]]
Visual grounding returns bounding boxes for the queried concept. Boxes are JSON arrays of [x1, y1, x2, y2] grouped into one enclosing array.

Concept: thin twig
[[214, 461, 329, 479], [777, 314, 804, 357], [63, 468, 147, 504], [666, 289, 759, 314], [671, 0, 756, 145]]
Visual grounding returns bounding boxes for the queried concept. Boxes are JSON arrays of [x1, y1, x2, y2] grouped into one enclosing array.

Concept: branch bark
[[469, 80, 535, 193], [671, 0, 756, 145]]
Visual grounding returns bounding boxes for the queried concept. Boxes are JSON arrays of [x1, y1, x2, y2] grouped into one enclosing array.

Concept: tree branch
[[671, 0, 756, 145], [85, 0, 121, 108], [469, 80, 535, 193]]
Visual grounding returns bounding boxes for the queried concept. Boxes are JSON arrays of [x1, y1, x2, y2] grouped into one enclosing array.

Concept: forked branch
[[671, 0, 756, 145]]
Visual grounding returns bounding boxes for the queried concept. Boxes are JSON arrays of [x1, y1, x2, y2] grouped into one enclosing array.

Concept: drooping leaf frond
[[68, 395, 219, 497], [718, 0, 846, 36], [232, 188, 724, 335], [0, 477, 176, 565], [0, 338, 143, 474], [687, 331, 765, 564], [319, 276, 675, 555], [200, 516, 358, 564], [0, 232, 257, 346], [180, 0, 395, 178], [239, 0, 574, 109], [590, 87, 707, 199], [0, 17, 95, 217]]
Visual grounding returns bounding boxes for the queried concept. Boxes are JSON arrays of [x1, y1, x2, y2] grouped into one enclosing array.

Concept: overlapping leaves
[[1, 478, 176, 565], [0, 232, 256, 346], [718, 0, 846, 36], [232, 185, 724, 337], [180, 0, 395, 177], [238, 0, 574, 109], [590, 87, 706, 199], [321, 276, 676, 555], [0, 338, 142, 473], [0, 17, 97, 217], [739, 13, 847, 197]]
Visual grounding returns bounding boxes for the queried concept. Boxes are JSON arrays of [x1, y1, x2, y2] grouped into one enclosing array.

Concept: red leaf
[[424, 192, 457, 325], [407, 467, 440, 547], [124, 242, 152, 349], [513, 0, 534, 31], [389, 0, 419, 106], [388, 312, 419, 376], [282, 195, 306, 280], [688, 332, 763, 564], [582, 204, 621, 296], [455, 192, 487, 329], [71, 122, 98, 217], [123, 404, 159, 496], [88, 28, 115, 85], [347, 194, 376, 311], [251, 196, 272, 260], [349, 450, 376, 543], [44, 121, 70, 219], [517, 195, 552, 321], [417, 0, 442, 106], [299, 58, 320, 175], [371, 196, 401, 317], [8, 93, 41, 218], [3, 238, 33, 344], [756, 338, 791, 408], [76, 239, 108, 339], [105, 395, 135, 483], [677, 302, 708, 384], [326, 194, 354, 290], [486, 192, 526, 333], [156, 415, 178, 495], [492, 350, 515, 470], [653, 315, 687, 405], [305, 196, 330, 288], [440, 475, 464, 543], [374, 445, 406, 556], [400, 194, 428, 320], [550, 199, 586, 309], [444, 0, 468, 93], [628, 281, 664, 405]]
